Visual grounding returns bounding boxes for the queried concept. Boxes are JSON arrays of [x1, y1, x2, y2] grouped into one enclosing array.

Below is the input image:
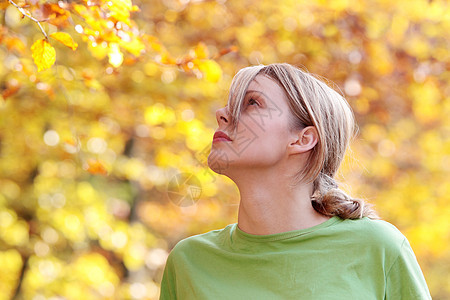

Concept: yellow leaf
[[194, 42, 208, 59], [50, 32, 78, 50], [144, 35, 164, 53], [31, 39, 56, 72], [107, 0, 133, 24], [73, 4, 87, 15], [196, 59, 222, 83], [150, 41, 163, 53], [160, 52, 176, 65], [120, 37, 145, 56], [87, 42, 109, 60]]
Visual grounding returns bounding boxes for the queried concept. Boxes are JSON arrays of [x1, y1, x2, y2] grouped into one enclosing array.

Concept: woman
[[159, 63, 431, 299]]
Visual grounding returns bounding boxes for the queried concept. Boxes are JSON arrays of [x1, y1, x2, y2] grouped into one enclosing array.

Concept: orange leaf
[[31, 39, 56, 72], [1, 81, 21, 100], [50, 32, 78, 50], [4, 37, 26, 54], [42, 3, 71, 27], [64, 138, 77, 146], [86, 159, 108, 175]]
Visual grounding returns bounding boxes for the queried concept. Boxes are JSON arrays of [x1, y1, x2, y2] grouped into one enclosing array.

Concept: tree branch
[[8, 0, 48, 39], [11, 254, 29, 299]]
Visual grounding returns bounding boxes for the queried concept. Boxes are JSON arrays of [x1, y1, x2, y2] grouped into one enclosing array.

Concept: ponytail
[[311, 173, 379, 219]]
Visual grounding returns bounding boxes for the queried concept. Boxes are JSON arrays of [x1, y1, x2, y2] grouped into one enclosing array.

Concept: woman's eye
[[248, 99, 259, 106]]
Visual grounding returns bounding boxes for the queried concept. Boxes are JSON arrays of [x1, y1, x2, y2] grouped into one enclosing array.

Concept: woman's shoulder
[[168, 223, 235, 255], [336, 217, 407, 252]]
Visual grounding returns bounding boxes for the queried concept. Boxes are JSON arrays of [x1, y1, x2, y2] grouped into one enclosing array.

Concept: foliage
[[0, 0, 449, 299]]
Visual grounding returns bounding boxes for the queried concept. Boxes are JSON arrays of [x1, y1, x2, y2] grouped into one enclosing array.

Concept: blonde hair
[[226, 63, 378, 220]]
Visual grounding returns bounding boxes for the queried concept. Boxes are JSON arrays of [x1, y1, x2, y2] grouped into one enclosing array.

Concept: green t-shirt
[[159, 216, 431, 299]]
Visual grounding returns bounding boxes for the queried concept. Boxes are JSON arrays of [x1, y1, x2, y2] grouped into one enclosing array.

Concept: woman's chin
[[207, 162, 228, 175]]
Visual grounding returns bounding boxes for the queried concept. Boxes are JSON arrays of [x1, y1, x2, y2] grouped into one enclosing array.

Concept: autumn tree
[[0, 0, 449, 299]]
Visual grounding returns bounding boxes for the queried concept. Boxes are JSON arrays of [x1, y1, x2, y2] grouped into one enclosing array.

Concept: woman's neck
[[234, 169, 330, 235]]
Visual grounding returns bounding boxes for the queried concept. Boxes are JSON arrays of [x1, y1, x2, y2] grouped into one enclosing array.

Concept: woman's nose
[[216, 106, 230, 125]]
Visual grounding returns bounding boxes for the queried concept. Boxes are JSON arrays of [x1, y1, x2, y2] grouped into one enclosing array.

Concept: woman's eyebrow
[[245, 90, 269, 103]]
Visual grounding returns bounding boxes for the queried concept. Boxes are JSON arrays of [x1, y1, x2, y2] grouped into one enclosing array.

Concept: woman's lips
[[213, 137, 232, 143], [213, 131, 232, 143]]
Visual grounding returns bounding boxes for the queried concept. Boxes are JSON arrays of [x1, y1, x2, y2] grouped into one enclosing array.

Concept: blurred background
[[0, 0, 449, 299]]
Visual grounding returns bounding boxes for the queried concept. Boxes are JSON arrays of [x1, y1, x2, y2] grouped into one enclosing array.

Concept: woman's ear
[[288, 126, 319, 155]]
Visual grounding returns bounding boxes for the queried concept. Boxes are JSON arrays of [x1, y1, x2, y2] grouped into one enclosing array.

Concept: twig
[[8, 0, 48, 39]]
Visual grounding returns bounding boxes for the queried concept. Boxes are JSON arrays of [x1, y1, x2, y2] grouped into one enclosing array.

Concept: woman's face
[[208, 74, 295, 175]]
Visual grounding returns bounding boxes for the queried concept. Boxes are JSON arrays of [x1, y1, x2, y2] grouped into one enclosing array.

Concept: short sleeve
[[385, 238, 432, 300], [159, 252, 177, 300]]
